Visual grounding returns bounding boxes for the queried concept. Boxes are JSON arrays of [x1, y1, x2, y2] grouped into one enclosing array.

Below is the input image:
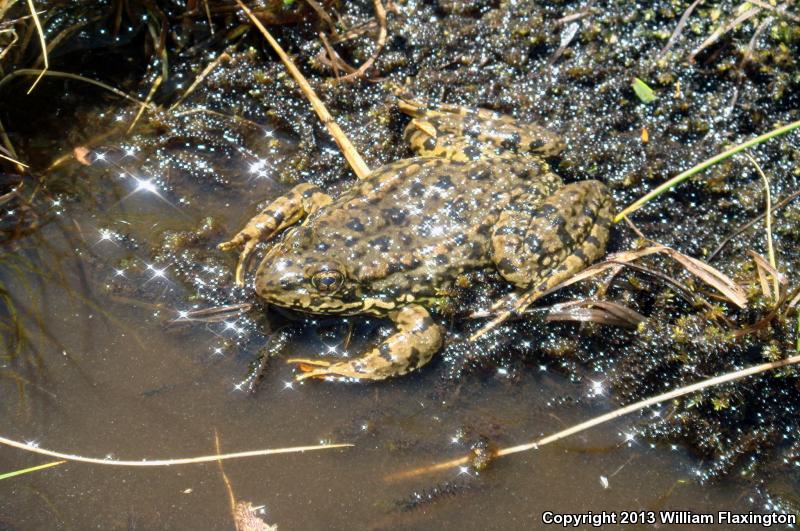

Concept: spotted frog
[[220, 99, 613, 381]]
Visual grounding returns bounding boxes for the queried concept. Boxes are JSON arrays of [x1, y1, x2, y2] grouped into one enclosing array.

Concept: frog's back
[[308, 156, 560, 295]]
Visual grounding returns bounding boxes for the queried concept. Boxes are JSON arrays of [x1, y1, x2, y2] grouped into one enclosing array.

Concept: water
[[2, 0, 799, 527], [0, 186, 783, 529]]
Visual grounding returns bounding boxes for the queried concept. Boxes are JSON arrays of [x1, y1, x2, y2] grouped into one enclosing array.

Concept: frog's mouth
[[262, 286, 401, 317]]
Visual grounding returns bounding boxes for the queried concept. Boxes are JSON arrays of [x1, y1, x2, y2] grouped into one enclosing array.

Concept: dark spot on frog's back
[[369, 236, 392, 252], [383, 207, 408, 225], [528, 139, 547, 151], [434, 175, 454, 190], [435, 254, 449, 265], [468, 166, 490, 180], [346, 218, 364, 232], [501, 132, 521, 151], [409, 181, 426, 197], [463, 146, 481, 160]]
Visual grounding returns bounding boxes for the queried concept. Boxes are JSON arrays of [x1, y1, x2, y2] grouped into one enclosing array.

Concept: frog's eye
[[310, 269, 344, 292]]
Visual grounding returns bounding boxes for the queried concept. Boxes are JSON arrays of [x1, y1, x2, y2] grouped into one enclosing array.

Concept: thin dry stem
[[0, 117, 25, 174], [169, 51, 230, 110], [24, 0, 47, 93], [386, 354, 800, 481], [0, 151, 28, 168], [469, 243, 747, 341], [1, 69, 149, 106], [203, 0, 214, 35], [744, 152, 778, 298], [657, 0, 703, 60], [338, 0, 387, 82], [748, 250, 785, 304], [689, 6, 761, 62], [235, 0, 371, 180], [127, 74, 162, 134], [709, 188, 800, 261], [747, 0, 800, 22], [306, 0, 337, 33], [214, 430, 239, 528], [0, 435, 352, 466]]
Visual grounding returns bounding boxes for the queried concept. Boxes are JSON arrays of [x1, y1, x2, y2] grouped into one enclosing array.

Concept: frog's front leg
[[287, 305, 443, 381], [219, 183, 332, 285]]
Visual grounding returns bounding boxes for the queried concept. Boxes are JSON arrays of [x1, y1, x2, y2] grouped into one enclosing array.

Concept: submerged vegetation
[[1, 0, 800, 525]]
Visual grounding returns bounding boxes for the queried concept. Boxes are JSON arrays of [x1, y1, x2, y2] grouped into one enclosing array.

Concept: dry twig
[[337, 0, 387, 82], [169, 51, 231, 110], [235, 0, 370, 179], [24, 0, 47, 93], [0, 434, 352, 466], [470, 243, 747, 341], [386, 354, 800, 481], [689, 6, 761, 62], [657, 0, 703, 60], [709, 189, 800, 261], [127, 74, 162, 134]]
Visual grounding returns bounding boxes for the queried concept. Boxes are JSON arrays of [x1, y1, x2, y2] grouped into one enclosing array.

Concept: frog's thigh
[[491, 180, 612, 290], [289, 305, 444, 381]]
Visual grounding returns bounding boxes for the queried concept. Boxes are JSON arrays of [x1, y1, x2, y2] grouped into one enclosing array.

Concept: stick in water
[[0, 436, 352, 467], [386, 354, 800, 481]]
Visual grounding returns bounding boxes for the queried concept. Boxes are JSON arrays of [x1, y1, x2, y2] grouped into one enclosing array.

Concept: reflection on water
[[0, 170, 781, 530]]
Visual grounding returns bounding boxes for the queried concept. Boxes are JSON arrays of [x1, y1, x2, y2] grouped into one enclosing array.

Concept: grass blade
[[0, 460, 65, 480], [615, 119, 800, 222]]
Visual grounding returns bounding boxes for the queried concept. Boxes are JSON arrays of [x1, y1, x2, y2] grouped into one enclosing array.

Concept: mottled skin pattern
[[220, 99, 613, 381]]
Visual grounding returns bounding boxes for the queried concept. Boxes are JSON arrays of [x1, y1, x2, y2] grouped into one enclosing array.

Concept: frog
[[219, 97, 613, 381]]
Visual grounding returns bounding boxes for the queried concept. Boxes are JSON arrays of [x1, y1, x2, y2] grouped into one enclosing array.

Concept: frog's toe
[[218, 232, 260, 286], [286, 358, 367, 381], [286, 358, 331, 368]]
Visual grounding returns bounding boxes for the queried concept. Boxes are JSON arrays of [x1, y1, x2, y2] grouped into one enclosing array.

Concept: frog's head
[[254, 238, 361, 315]]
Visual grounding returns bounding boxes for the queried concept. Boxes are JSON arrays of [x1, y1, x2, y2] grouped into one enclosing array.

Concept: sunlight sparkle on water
[[134, 178, 159, 194], [589, 379, 605, 397]]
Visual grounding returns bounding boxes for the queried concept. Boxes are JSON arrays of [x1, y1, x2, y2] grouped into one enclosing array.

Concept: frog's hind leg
[[398, 98, 565, 161], [478, 180, 613, 338], [219, 183, 332, 285], [287, 305, 443, 381]]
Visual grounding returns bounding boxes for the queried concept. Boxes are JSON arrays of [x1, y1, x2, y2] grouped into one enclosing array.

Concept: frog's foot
[[218, 183, 332, 285], [398, 98, 566, 161], [286, 305, 444, 381], [473, 180, 613, 340]]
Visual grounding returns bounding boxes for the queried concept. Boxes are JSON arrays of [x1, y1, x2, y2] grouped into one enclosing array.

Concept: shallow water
[[2, 0, 800, 528], [0, 177, 790, 530]]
